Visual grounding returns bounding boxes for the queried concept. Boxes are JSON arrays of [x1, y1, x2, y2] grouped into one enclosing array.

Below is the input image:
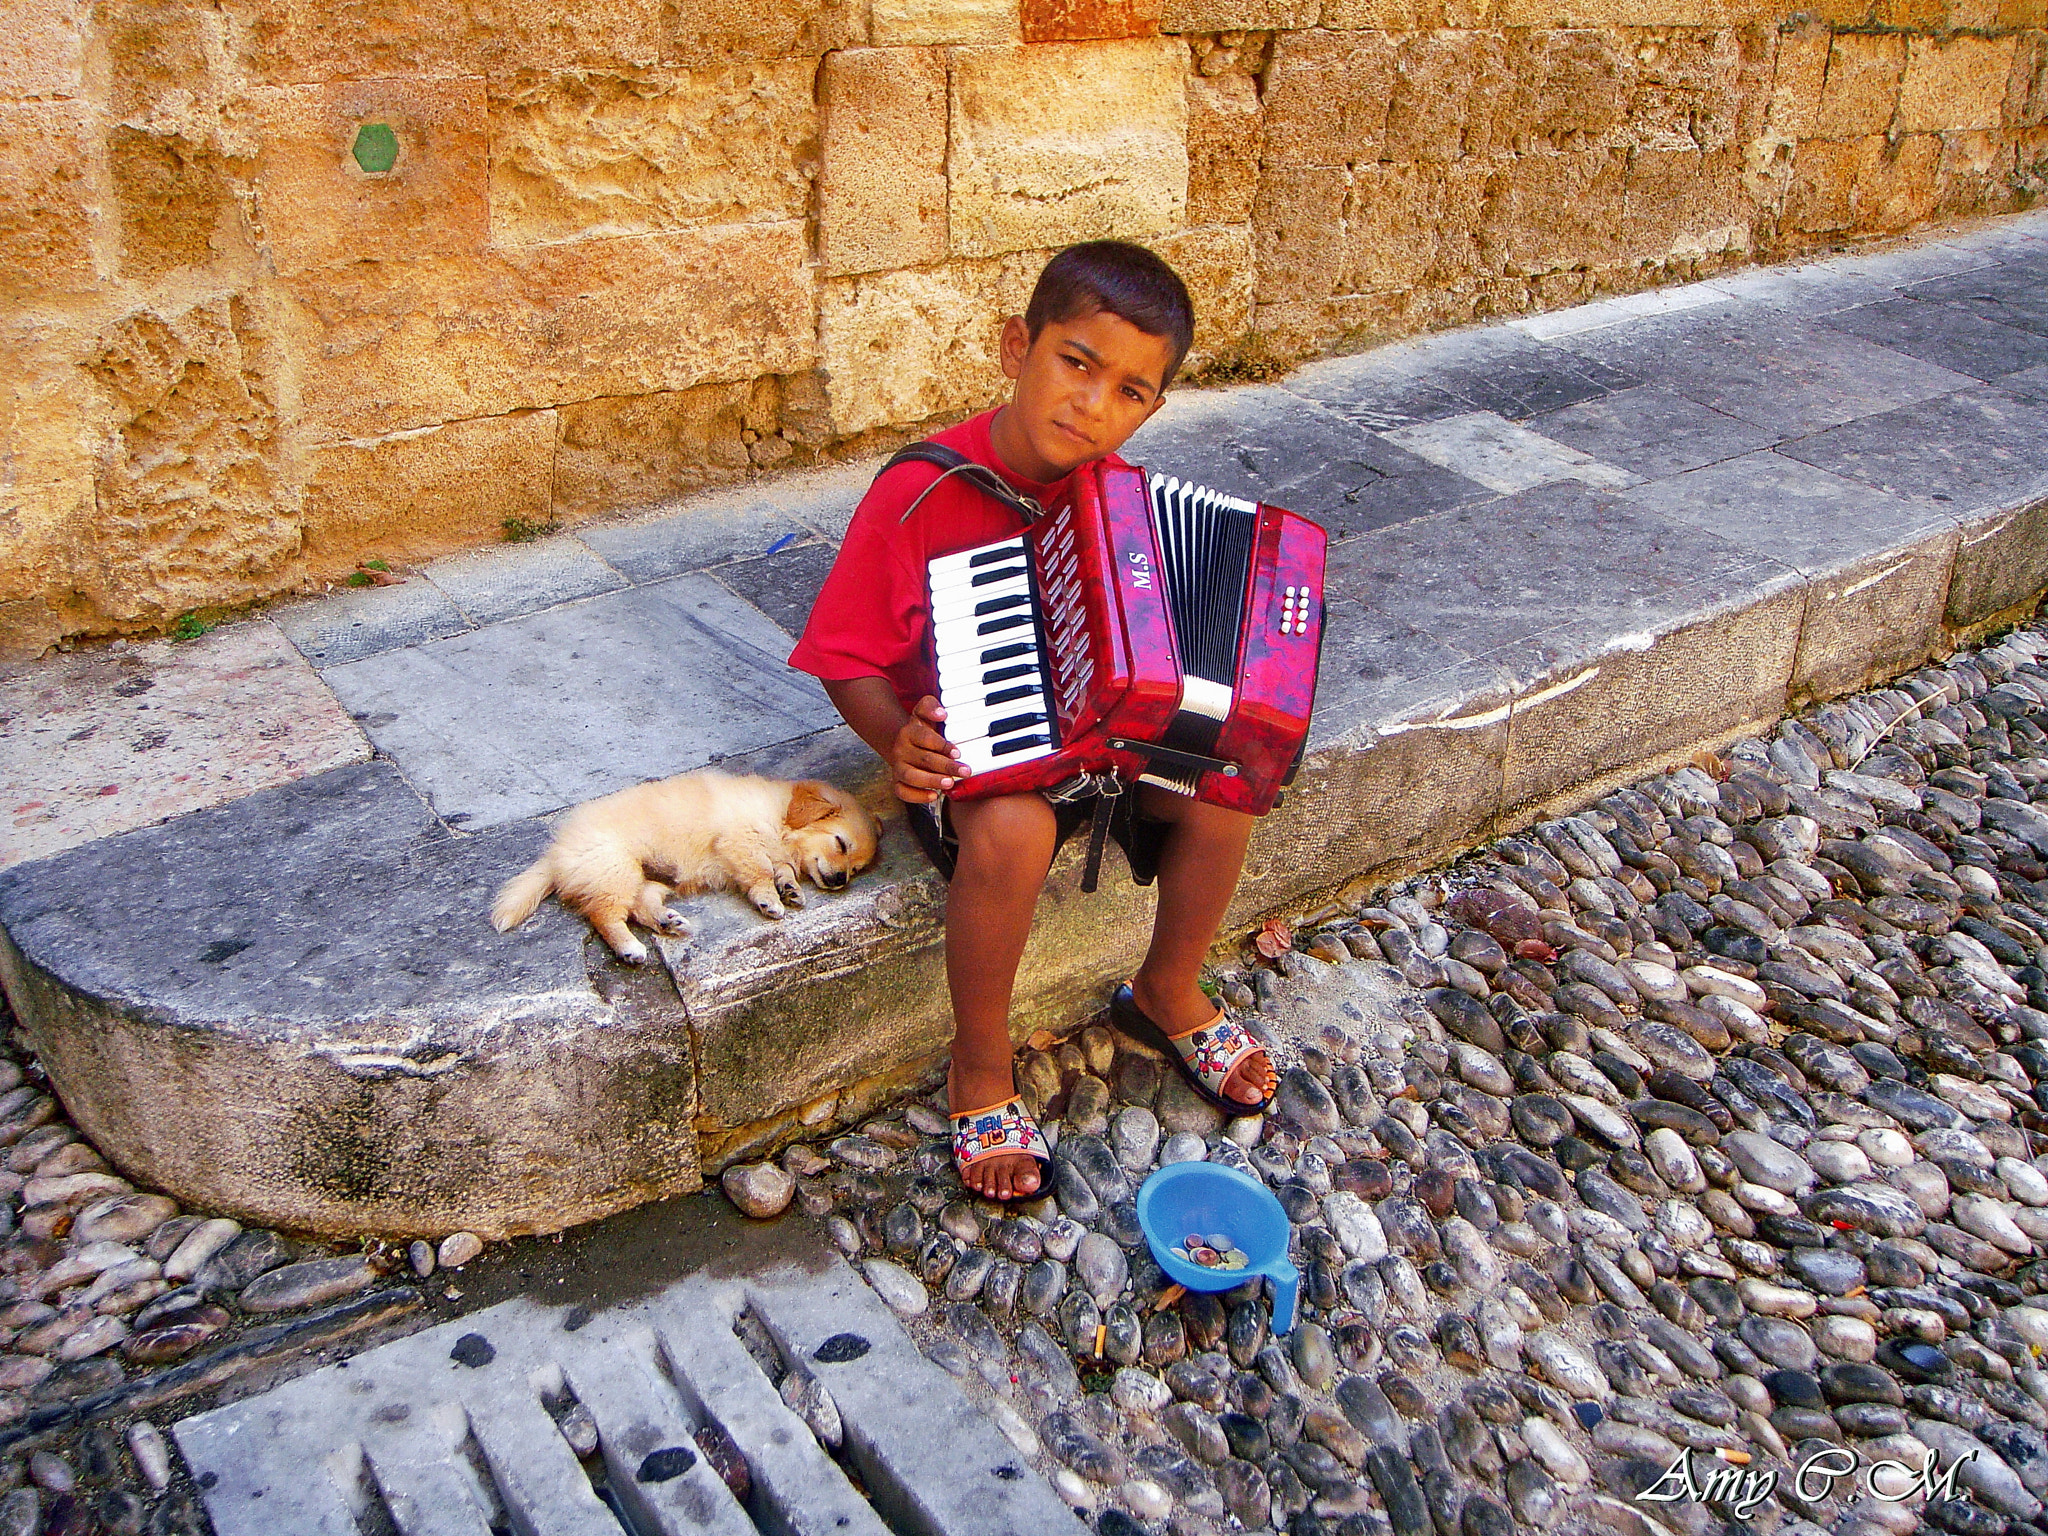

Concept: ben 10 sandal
[[1109, 982, 1275, 1116], [950, 1095, 1051, 1195]]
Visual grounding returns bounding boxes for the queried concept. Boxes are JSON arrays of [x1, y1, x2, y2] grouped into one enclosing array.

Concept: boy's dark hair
[[1024, 241, 1196, 390]]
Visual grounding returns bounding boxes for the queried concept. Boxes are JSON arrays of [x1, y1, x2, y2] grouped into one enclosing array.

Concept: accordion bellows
[[926, 460, 1327, 817]]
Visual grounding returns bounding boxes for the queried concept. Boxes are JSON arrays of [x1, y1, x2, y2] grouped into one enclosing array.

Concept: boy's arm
[[823, 677, 967, 805]]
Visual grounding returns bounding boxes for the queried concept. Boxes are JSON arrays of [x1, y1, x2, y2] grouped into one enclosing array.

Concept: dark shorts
[[906, 792, 1172, 888]]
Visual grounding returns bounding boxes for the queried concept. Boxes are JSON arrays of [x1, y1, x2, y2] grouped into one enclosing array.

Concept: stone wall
[[3, 0, 2044, 657]]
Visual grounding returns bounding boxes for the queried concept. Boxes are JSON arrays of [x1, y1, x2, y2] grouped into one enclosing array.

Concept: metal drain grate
[[173, 1255, 1081, 1536]]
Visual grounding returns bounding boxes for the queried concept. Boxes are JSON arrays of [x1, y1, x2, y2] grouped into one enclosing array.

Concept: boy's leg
[[1127, 788, 1276, 1107], [947, 793, 1060, 1200]]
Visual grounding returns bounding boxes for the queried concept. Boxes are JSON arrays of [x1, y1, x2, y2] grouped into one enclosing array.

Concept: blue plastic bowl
[[1136, 1160, 1299, 1335]]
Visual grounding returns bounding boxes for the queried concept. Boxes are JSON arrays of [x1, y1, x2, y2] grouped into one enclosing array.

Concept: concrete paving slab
[[1618, 450, 1951, 574], [655, 1277, 893, 1536], [320, 575, 839, 828], [1509, 280, 1736, 340], [1283, 348, 1487, 432], [1381, 411, 1639, 494], [0, 620, 368, 870], [711, 539, 840, 638], [176, 1246, 1071, 1536], [742, 1261, 1085, 1535], [0, 761, 701, 1236], [1527, 386, 1778, 479], [1820, 297, 2048, 382], [270, 578, 472, 667], [1326, 483, 1787, 682], [1903, 261, 2048, 339], [2000, 365, 2048, 407], [1557, 315, 1979, 436], [1126, 385, 1495, 536], [579, 502, 815, 585], [1774, 385, 2048, 517], [1619, 452, 1960, 702], [421, 534, 629, 626], [1425, 335, 1642, 422]]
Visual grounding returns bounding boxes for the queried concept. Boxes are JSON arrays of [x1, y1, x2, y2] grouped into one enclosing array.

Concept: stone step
[[172, 1251, 1080, 1536], [4, 213, 2047, 1238]]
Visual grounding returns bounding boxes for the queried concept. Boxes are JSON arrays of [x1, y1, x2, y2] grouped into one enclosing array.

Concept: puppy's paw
[[615, 941, 650, 965], [654, 909, 690, 936], [775, 868, 805, 908], [748, 887, 787, 919]]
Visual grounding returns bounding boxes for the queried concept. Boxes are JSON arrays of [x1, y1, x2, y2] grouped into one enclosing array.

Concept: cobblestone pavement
[[13, 613, 2048, 1534]]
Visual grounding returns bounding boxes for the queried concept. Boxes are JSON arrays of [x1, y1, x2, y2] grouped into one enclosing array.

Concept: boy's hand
[[890, 695, 966, 804]]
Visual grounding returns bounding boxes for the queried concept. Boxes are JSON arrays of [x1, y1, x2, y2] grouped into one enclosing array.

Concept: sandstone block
[[247, 77, 487, 277], [946, 40, 1186, 260], [1481, 147, 1627, 278], [88, 299, 299, 625], [111, 128, 233, 281], [0, 316, 97, 492], [2009, 34, 2048, 127], [1259, 30, 1395, 167], [1022, 0, 1159, 41], [1252, 164, 1347, 305], [1, 0, 86, 97], [1186, 71, 1263, 225], [490, 61, 815, 247], [1898, 35, 2019, 132], [1622, 146, 1747, 263], [552, 381, 767, 520], [1160, 0, 1312, 30], [234, 0, 666, 82], [1766, 23, 1831, 139], [1783, 132, 1941, 234], [302, 411, 556, 574], [667, 0, 864, 59], [283, 221, 816, 436], [1154, 223, 1255, 365], [1382, 29, 1517, 163], [817, 252, 1045, 434], [871, 0, 1016, 43], [820, 48, 948, 276], [1340, 161, 1444, 293], [104, 0, 215, 123], [1817, 33, 1905, 138], [1934, 128, 2019, 216], [0, 480, 94, 610], [0, 102, 97, 296], [1321, 0, 1488, 25]]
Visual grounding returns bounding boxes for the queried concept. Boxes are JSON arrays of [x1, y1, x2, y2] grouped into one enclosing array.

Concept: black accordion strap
[[883, 443, 1048, 526], [1080, 794, 1114, 895]]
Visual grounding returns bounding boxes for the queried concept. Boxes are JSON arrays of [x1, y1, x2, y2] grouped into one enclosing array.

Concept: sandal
[[950, 1095, 1051, 1196], [1110, 982, 1274, 1116]]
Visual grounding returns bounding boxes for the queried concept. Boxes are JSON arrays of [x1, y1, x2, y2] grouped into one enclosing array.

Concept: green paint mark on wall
[[351, 123, 399, 174]]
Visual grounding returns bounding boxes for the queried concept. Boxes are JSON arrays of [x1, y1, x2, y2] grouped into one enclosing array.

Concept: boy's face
[[991, 308, 1175, 483]]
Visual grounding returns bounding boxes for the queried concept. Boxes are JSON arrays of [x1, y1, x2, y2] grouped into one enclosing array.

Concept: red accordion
[[927, 460, 1326, 817]]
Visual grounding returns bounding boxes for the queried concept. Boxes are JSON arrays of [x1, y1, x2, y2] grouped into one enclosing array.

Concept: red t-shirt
[[789, 409, 1128, 711]]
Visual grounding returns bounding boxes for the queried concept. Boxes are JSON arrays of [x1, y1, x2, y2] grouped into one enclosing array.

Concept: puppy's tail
[[490, 857, 554, 933]]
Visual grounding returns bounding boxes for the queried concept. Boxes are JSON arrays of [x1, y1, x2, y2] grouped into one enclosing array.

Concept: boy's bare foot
[[949, 1065, 1044, 1202], [1129, 975, 1276, 1108]]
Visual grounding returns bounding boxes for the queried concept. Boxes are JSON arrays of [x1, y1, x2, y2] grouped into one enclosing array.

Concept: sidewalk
[[4, 211, 2047, 1239]]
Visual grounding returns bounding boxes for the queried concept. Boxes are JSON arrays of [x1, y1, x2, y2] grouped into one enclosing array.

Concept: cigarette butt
[[1093, 1323, 1107, 1357], [1846, 1285, 1866, 1298], [1716, 1448, 1752, 1465], [1156, 1284, 1187, 1310]]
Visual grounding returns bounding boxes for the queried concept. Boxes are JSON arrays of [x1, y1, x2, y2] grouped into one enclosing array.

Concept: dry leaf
[[1254, 918, 1293, 959]]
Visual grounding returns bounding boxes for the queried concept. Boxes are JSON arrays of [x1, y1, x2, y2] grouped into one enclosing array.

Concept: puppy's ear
[[785, 781, 839, 829]]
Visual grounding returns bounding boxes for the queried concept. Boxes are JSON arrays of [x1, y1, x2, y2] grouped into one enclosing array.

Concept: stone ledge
[[3, 483, 2040, 1235]]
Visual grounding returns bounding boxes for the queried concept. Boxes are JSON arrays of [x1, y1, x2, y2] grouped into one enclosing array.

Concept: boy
[[790, 242, 1276, 1203]]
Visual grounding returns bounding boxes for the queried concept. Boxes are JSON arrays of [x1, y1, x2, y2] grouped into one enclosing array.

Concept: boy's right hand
[[890, 695, 966, 804]]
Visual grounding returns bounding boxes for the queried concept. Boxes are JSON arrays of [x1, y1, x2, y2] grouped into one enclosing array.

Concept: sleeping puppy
[[490, 769, 881, 963]]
